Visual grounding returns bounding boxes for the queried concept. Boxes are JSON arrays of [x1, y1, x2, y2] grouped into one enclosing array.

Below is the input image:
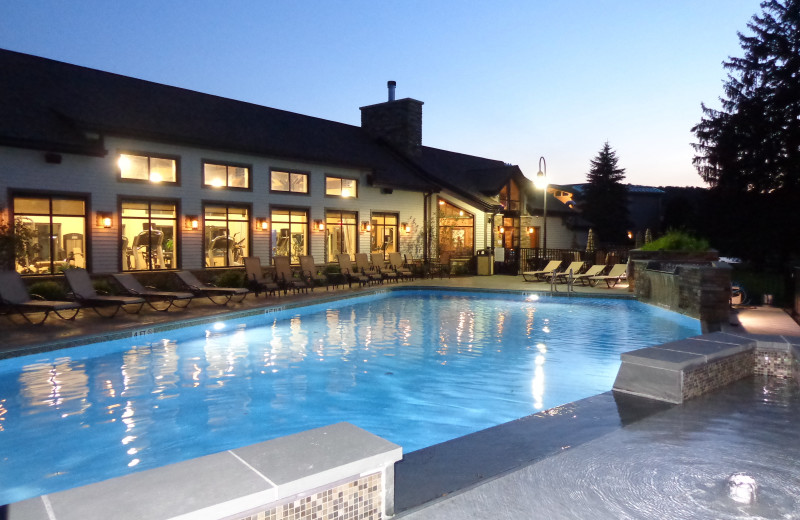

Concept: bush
[[28, 281, 67, 300], [215, 270, 246, 288], [640, 230, 710, 252]]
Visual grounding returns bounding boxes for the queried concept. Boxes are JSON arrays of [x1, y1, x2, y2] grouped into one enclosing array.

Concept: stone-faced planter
[[629, 249, 729, 332]]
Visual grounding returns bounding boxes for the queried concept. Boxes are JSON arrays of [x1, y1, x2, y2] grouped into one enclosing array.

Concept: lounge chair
[[355, 253, 382, 285], [522, 260, 562, 282], [371, 253, 398, 283], [337, 254, 369, 287], [572, 264, 607, 286], [64, 268, 145, 317], [388, 252, 413, 280], [174, 270, 249, 305], [273, 255, 310, 294], [243, 257, 279, 297], [299, 255, 331, 290], [544, 261, 585, 284], [0, 270, 81, 324], [589, 263, 629, 288], [111, 273, 194, 311]]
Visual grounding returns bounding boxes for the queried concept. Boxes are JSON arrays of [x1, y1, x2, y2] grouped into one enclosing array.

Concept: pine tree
[[580, 142, 630, 244], [692, 0, 800, 193]]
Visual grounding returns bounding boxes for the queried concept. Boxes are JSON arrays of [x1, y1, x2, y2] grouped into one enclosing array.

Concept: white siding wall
[[1, 139, 426, 273]]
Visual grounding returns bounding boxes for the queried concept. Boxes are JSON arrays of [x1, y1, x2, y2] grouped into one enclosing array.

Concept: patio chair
[[243, 257, 279, 297], [571, 264, 607, 286], [355, 253, 382, 285], [589, 263, 629, 288], [273, 255, 310, 294], [64, 268, 145, 317], [174, 270, 249, 305], [299, 255, 332, 290], [388, 252, 413, 280], [371, 253, 398, 283], [522, 260, 562, 282], [0, 270, 81, 324], [111, 273, 194, 311], [430, 251, 451, 279], [337, 254, 369, 287], [544, 261, 585, 284]]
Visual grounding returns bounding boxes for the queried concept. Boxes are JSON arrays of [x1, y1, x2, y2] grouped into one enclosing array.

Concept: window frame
[[270, 206, 309, 264], [201, 160, 253, 191], [119, 196, 180, 272], [325, 209, 359, 263], [270, 169, 310, 195], [10, 190, 90, 275], [117, 150, 181, 185], [202, 202, 252, 268], [325, 175, 359, 198]]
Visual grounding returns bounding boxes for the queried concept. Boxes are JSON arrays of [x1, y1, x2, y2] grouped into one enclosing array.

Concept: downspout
[[423, 192, 431, 264]]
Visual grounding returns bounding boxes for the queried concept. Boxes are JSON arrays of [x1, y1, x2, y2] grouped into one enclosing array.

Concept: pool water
[[0, 290, 700, 504]]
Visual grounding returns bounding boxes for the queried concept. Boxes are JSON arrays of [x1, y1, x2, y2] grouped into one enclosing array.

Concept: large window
[[326, 210, 358, 262], [498, 180, 521, 212], [270, 170, 308, 194], [370, 212, 398, 257], [204, 205, 249, 267], [501, 216, 520, 249], [121, 200, 177, 271], [203, 161, 250, 190], [271, 208, 308, 263], [118, 152, 178, 183], [325, 176, 357, 198], [437, 199, 474, 258], [12, 195, 87, 274]]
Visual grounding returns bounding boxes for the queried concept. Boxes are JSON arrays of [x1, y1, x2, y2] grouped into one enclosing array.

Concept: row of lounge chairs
[[522, 261, 628, 287], [1, 252, 421, 324]]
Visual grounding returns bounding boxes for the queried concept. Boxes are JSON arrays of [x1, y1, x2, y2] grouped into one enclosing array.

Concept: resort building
[[0, 49, 577, 275]]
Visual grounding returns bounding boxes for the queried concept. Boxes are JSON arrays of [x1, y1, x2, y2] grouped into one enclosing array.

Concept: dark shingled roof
[[0, 48, 440, 192]]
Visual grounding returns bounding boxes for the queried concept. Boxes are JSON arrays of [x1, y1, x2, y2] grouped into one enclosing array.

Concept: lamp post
[[533, 156, 548, 261]]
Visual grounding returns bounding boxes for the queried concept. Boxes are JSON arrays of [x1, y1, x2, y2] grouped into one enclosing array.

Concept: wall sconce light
[[627, 231, 634, 240], [401, 222, 410, 233], [185, 215, 199, 230], [313, 219, 325, 232], [499, 226, 505, 234], [438, 199, 445, 206], [96, 212, 112, 228], [361, 221, 372, 233], [257, 218, 269, 231], [527, 227, 535, 234]]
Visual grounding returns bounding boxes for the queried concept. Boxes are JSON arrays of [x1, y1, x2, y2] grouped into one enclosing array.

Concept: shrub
[[28, 281, 67, 300], [640, 230, 710, 252], [215, 270, 246, 288]]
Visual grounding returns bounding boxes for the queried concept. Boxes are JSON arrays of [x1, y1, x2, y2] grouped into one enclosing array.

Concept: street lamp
[[533, 156, 548, 261]]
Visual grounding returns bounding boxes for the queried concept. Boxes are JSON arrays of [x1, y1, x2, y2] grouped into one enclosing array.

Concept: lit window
[[326, 176, 358, 198], [271, 170, 308, 194], [118, 153, 177, 183], [203, 162, 250, 189]]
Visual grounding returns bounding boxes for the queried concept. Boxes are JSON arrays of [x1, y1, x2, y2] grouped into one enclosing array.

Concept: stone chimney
[[360, 81, 423, 158]]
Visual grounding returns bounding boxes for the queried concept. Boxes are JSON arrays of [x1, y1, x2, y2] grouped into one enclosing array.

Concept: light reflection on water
[[0, 291, 699, 504]]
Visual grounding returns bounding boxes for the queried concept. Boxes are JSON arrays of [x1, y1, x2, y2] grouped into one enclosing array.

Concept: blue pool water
[[0, 290, 700, 504]]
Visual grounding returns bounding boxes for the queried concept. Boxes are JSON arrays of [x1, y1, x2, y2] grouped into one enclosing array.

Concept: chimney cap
[[388, 80, 396, 86]]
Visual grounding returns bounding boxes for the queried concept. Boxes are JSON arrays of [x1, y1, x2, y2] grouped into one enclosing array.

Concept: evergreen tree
[[580, 142, 630, 244], [692, 0, 800, 193]]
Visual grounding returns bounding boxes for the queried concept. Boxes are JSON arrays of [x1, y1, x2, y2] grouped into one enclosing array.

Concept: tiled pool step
[[5, 422, 401, 520], [613, 332, 800, 403]]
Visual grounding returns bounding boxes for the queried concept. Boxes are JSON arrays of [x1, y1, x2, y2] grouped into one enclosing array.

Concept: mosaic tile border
[[234, 473, 383, 520]]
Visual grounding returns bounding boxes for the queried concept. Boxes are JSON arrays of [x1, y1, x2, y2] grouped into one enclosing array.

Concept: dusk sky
[[1, 1, 763, 188]]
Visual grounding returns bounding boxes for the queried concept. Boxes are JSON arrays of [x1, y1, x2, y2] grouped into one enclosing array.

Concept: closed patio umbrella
[[586, 228, 596, 253]]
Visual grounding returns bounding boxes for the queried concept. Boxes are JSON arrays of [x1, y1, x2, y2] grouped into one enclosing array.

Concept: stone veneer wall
[[237, 473, 382, 520], [630, 250, 729, 330], [682, 351, 755, 401], [360, 98, 424, 158]]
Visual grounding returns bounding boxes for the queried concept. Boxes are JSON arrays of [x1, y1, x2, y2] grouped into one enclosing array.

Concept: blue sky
[[1, 1, 762, 187]]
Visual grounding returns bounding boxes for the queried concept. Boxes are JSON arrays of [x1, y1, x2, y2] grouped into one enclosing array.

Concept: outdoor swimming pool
[[0, 290, 700, 504]]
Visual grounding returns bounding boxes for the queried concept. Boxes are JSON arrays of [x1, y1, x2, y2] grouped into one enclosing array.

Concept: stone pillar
[[360, 98, 424, 158]]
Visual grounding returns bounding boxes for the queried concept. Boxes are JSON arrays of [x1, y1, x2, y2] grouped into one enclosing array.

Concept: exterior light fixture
[[96, 212, 112, 228], [258, 218, 270, 231], [401, 222, 410, 233], [627, 231, 634, 240], [438, 199, 445, 206], [313, 219, 325, 232], [527, 227, 535, 234], [185, 215, 199, 230], [361, 221, 372, 233], [499, 226, 505, 234]]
